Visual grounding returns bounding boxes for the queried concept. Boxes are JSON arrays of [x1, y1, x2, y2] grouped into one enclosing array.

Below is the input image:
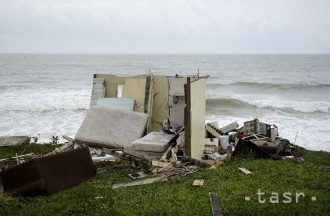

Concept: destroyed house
[[75, 74, 207, 160]]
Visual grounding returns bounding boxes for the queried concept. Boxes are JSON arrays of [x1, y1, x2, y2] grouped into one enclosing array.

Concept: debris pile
[[0, 73, 303, 197]]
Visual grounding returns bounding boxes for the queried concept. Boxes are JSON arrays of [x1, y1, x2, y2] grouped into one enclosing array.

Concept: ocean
[[0, 54, 329, 151]]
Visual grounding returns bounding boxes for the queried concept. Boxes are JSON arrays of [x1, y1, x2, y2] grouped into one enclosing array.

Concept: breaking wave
[[206, 98, 330, 114], [208, 81, 330, 90]]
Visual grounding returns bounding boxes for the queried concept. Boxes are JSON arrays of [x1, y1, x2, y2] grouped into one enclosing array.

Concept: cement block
[[75, 106, 148, 148], [0, 136, 30, 147]]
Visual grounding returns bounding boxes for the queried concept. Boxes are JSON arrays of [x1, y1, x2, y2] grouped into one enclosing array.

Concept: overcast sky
[[0, 0, 329, 54]]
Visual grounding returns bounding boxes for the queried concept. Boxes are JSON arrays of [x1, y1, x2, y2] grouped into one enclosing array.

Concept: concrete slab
[[75, 106, 148, 149], [0, 136, 30, 147]]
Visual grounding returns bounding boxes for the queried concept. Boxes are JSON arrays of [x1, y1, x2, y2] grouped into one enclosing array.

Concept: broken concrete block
[[219, 121, 239, 134], [0, 136, 30, 147], [75, 106, 148, 149], [132, 131, 174, 152], [90, 77, 105, 107]]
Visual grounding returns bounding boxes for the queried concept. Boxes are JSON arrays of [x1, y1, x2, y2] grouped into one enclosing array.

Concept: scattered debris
[[238, 167, 253, 175], [127, 171, 149, 180], [209, 192, 222, 216], [112, 176, 165, 189], [92, 154, 120, 163], [50, 136, 59, 144], [0, 74, 306, 198], [193, 179, 204, 186]]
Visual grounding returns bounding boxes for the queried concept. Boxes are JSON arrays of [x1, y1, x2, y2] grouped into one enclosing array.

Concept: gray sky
[[0, 0, 329, 54]]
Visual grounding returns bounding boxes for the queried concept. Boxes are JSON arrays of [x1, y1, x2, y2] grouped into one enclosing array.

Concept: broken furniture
[[0, 147, 95, 196], [132, 131, 175, 152]]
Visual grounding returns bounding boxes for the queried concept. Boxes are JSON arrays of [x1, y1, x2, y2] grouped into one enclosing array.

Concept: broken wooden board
[[112, 176, 165, 189], [193, 179, 204, 186], [238, 167, 253, 175], [209, 192, 222, 216], [63, 135, 74, 144], [152, 160, 171, 168]]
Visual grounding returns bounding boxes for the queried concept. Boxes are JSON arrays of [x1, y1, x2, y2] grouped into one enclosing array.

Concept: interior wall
[[122, 77, 147, 113], [95, 74, 125, 98], [150, 76, 168, 132], [168, 77, 187, 127]]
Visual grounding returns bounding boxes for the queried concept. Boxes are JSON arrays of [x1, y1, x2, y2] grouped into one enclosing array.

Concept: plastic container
[[219, 135, 229, 149]]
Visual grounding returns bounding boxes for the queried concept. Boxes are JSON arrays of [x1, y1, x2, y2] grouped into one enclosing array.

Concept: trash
[[92, 154, 120, 163], [209, 192, 222, 216], [152, 160, 171, 168], [193, 179, 204, 186], [219, 135, 229, 149], [127, 171, 149, 180], [238, 167, 253, 175], [0, 153, 37, 171], [112, 176, 166, 189]]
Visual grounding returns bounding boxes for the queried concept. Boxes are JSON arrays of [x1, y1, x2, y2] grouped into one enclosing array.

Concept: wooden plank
[[151, 160, 171, 168], [193, 179, 204, 186], [112, 176, 165, 189], [122, 148, 152, 162], [238, 167, 253, 175], [209, 192, 222, 216], [184, 78, 191, 157]]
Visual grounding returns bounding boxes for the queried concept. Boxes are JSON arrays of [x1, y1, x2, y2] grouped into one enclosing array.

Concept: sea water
[[0, 54, 329, 151]]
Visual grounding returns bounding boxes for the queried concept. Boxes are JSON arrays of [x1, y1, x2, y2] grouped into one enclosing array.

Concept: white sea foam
[[1, 54, 329, 151], [232, 94, 330, 113], [0, 87, 90, 112]]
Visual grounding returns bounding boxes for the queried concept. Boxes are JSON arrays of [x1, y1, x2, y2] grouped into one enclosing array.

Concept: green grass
[[0, 145, 329, 216]]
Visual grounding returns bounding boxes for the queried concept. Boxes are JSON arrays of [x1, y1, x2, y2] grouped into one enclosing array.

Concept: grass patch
[[0, 145, 329, 216]]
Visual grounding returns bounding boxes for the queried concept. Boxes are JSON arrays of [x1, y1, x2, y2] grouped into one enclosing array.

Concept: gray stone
[[0, 136, 30, 147]]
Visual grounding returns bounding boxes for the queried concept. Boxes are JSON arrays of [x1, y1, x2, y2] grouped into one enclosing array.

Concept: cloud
[[0, 0, 329, 53]]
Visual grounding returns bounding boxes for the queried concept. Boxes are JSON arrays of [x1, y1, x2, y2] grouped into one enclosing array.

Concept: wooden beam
[[238, 167, 253, 175], [209, 192, 222, 216]]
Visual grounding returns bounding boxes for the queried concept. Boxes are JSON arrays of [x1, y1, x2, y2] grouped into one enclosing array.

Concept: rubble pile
[[0, 74, 303, 198]]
